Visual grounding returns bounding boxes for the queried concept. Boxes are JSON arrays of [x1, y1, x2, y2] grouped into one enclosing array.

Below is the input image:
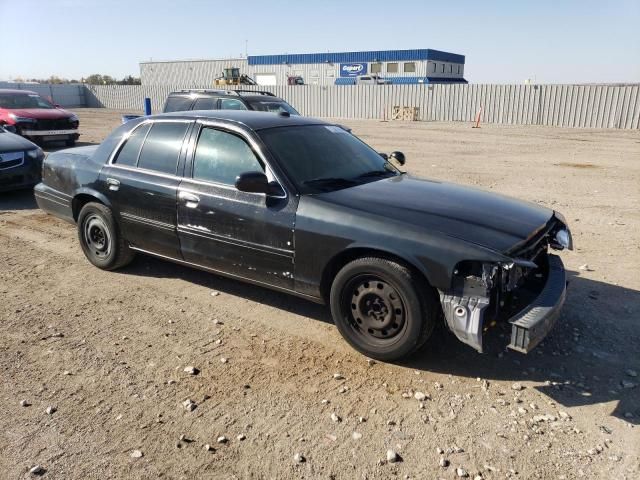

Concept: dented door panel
[[177, 179, 296, 289]]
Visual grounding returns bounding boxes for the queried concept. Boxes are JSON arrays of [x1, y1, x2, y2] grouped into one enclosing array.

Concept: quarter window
[[193, 97, 218, 110], [386, 63, 398, 73], [163, 96, 193, 113], [193, 128, 263, 186], [114, 123, 151, 167], [137, 122, 189, 175], [403, 62, 416, 73], [220, 98, 247, 110]]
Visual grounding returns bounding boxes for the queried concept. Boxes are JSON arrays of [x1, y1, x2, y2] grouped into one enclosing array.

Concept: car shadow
[[0, 188, 38, 211], [121, 255, 639, 425], [121, 253, 333, 325], [400, 272, 640, 425]]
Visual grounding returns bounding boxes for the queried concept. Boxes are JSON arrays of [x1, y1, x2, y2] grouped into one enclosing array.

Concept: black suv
[[163, 89, 299, 115]]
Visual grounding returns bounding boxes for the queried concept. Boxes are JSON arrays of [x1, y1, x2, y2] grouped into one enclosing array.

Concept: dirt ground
[[1, 109, 639, 480]]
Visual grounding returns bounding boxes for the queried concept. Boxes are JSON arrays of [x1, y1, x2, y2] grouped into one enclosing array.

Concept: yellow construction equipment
[[214, 68, 256, 86]]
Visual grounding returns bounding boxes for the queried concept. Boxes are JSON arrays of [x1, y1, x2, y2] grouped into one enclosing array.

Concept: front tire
[[329, 257, 438, 361], [77, 202, 134, 270]]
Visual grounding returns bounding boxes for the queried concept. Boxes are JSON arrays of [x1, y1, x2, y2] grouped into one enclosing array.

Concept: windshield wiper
[[303, 177, 358, 190], [354, 170, 397, 180]]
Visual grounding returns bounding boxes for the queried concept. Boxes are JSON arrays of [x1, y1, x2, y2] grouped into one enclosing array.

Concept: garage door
[[255, 73, 277, 86]]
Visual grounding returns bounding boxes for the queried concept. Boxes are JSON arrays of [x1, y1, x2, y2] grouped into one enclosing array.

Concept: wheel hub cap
[[350, 278, 405, 340]]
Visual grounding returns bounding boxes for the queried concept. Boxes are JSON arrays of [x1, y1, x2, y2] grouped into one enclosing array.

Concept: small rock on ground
[[29, 465, 46, 476], [217, 436, 228, 444], [184, 366, 199, 375], [386, 449, 400, 463], [294, 453, 306, 463], [439, 457, 449, 467], [130, 450, 143, 458], [45, 406, 57, 415], [456, 467, 469, 477]]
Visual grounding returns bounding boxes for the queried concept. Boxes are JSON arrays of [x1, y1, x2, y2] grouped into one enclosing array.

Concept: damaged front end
[[439, 216, 572, 354]]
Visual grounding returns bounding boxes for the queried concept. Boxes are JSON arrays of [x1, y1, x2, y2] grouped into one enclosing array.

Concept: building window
[[457, 65, 462, 74], [386, 63, 398, 73], [430, 63, 437, 73], [326, 69, 335, 77], [441, 64, 445, 73], [371, 63, 382, 74], [403, 62, 416, 73], [310, 69, 319, 78], [449, 64, 453, 73]]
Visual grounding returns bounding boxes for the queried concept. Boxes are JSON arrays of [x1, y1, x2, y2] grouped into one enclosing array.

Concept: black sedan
[[0, 126, 45, 192], [35, 111, 572, 361]]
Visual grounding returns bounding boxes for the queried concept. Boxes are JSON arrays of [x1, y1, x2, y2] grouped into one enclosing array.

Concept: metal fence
[[3, 82, 639, 129], [0, 82, 86, 107], [84, 83, 640, 129]]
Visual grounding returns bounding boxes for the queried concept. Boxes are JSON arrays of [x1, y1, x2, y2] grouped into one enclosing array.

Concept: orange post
[[472, 107, 482, 128]]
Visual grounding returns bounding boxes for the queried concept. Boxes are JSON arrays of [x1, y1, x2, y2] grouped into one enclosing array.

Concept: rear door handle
[[106, 178, 120, 191], [178, 191, 200, 208]]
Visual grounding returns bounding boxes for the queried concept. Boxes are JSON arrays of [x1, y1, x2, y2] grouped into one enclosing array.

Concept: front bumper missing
[[507, 254, 566, 353], [440, 254, 567, 354]]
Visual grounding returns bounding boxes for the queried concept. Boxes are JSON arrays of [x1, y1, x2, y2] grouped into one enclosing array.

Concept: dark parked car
[[0, 125, 45, 191], [35, 111, 572, 360], [163, 89, 299, 115], [0, 89, 80, 146]]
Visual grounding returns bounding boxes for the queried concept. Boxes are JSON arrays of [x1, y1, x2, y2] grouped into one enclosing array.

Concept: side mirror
[[389, 151, 406, 166], [54, 103, 62, 109], [235, 171, 270, 194], [379, 152, 388, 160], [235, 171, 285, 197]]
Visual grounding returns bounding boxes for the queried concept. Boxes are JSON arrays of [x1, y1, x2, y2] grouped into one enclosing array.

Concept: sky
[[1, 0, 639, 84]]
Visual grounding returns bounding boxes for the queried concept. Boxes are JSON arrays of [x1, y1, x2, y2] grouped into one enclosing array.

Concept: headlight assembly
[[8, 113, 37, 123], [26, 148, 44, 160], [551, 228, 573, 251]]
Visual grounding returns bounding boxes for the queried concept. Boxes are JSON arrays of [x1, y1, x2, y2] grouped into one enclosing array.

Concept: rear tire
[[77, 202, 134, 270], [329, 256, 438, 361]]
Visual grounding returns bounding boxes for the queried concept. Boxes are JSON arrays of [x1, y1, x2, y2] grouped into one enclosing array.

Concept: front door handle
[[106, 178, 120, 191], [178, 191, 200, 208]]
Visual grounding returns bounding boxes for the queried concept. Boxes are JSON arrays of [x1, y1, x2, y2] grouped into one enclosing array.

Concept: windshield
[[259, 125, 399, 194], [247, 100, 299, 115], [0, 93, 55, 109]]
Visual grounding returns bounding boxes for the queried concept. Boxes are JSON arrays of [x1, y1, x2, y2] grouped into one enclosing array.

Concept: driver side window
[[192, 127, 263, 186]]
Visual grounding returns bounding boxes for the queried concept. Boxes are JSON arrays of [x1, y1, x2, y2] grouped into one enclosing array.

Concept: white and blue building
[[140, 48, 467, 86]]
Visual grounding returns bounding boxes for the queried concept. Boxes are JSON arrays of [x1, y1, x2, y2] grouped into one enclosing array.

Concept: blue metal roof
[[248, 49, 465, 66]]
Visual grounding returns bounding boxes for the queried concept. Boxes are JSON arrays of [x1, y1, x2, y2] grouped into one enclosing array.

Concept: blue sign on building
[[339, 63, 367, 77]]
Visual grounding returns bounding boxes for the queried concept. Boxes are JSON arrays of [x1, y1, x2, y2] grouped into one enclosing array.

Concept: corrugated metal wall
[[0, 82, 86, 107], [84, 83, 640, 129], [3, 82, 638, 129]]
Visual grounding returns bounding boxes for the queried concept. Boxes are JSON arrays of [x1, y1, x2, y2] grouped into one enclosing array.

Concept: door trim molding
[[128, 246, 323, 304]]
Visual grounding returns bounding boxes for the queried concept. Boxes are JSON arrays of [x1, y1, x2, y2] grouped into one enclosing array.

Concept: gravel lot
[[1, 109, 639, 479]]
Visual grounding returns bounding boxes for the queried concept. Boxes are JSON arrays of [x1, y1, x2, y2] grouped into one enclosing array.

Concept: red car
[[0, 89, 80, 146]]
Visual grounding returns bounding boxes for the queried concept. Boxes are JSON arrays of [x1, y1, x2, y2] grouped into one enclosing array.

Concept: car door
[[176, 121, 296, 290], [99, 119, 193, 258]]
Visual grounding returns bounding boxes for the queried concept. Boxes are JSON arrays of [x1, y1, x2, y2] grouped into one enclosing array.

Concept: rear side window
[[114, 123, 151, 166], [193, 128, 262, 185], [192, 97, 218, 110], [220, 98, 247, 110], [137, 122, 189, 175], [164, 96, 193, 113]]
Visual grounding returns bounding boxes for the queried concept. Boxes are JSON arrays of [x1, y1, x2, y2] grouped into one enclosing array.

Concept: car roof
[[153, 110, 328, 130], [0, 88, 38, 95], [167, 89, 282, 100]]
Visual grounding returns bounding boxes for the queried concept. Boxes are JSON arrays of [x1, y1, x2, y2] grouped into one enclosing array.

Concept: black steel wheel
[[77, 202, 134, 270], [330, 256, 438, 361]]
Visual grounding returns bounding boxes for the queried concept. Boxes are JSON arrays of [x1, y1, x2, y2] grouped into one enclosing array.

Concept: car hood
[[314, 174, 554, 253], [0, 130, 38, 152], [7, 108, 74, 120]]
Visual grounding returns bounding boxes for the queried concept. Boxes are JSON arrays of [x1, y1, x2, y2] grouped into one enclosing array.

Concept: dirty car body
[[34, 110, 572, 360]]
